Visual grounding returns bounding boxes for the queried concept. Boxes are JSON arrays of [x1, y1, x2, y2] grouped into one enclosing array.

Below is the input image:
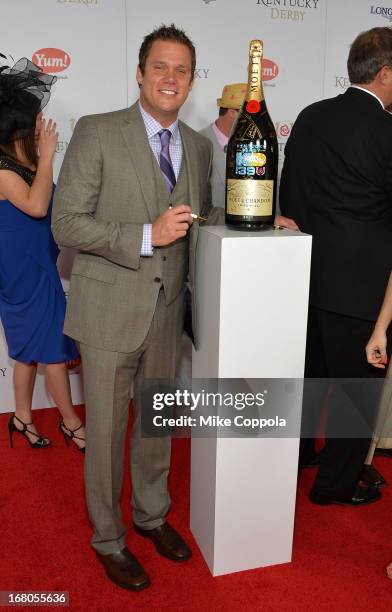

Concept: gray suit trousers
[[81, 289, 185, 554]]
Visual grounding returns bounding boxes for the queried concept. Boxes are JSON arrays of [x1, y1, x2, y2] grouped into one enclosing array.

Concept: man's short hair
[[138, 23, 196, 81], [348, 27, 392, 84], [219, 107, 229, 117]]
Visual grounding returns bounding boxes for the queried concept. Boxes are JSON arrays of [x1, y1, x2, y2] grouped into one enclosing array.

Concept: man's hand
[[366, 328, 388, 369], [152, 204, 193, 247], [274, 215, 299, 231]]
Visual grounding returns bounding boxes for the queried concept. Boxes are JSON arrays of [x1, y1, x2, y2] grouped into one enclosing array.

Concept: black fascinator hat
[[0, 55, 57, 145]]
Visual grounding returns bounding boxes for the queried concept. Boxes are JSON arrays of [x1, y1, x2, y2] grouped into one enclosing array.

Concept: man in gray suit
[[199, 83, 246, 207], [52, 24, 219, 591]]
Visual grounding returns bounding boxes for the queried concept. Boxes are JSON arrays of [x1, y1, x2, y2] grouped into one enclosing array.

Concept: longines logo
[[0, 367, 7, 378], [257, 0, 320, 21], [335, 76, 350, 89], [370, 5, 392, 21]]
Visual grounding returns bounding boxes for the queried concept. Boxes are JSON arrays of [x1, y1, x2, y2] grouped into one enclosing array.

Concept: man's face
[[136, 39, 193, 126]]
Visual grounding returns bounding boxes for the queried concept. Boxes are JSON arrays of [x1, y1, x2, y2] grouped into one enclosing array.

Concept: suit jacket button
[[154, 277, 161, 283], [163, 256, 167, 261]]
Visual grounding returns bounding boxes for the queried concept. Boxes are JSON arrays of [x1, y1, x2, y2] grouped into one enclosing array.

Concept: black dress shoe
[[309, 484, 381, 506], [135, 522, 192, 562], [96, 547, 150, 591], [360, 464, 387, 488], [375, 448, 392, 459]]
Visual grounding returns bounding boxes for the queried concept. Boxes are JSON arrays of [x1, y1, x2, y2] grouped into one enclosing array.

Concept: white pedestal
[[190, 225, 312, 576]]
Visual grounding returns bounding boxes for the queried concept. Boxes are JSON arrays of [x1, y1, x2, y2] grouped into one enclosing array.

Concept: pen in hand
[[190, 212, 207, 221], [168, 202, 207, 222]]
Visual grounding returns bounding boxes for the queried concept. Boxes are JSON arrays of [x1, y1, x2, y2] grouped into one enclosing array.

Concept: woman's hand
[[38, 118, 58, 162], [366, 328, 388, 369]]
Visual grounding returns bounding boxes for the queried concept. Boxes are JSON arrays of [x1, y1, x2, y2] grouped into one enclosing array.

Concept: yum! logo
[[32, 48, 71, 73], [262, 59, 279, 81]]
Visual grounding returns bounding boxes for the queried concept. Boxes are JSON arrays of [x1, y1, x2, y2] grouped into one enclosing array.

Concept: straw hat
[[216, 83, 247, 110]]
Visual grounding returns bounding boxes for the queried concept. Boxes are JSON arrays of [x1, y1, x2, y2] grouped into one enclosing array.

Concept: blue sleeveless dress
[[0, 155, 79, 364]]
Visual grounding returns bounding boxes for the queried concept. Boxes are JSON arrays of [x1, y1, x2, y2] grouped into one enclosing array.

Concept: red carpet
[[0, 406, 391, 611]]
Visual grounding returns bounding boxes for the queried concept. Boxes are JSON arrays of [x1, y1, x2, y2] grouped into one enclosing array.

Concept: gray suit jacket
[[199, 123, 226, 208], [52, 102, 217, 352]]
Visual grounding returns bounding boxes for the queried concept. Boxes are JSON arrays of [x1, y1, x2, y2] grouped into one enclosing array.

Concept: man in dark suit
[[280, 26, 392, 506]]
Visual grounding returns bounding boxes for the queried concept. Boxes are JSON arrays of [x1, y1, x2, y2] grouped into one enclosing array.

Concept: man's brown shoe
[[134, 522, 192, 562], [96, 547, 150, 591]]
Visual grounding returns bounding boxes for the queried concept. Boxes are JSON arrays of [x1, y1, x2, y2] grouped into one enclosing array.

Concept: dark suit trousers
[[303, 307, 386, 498]]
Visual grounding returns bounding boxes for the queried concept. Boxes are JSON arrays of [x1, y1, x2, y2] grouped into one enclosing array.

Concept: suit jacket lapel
[[120, 102, 160, 221], [207, 124, 225, 181], [180, 122, 200, 214], [180, 122, 202, 255]]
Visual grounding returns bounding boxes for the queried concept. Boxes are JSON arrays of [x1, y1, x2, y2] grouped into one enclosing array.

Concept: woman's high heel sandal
[[8, 414, 51, 449], [59, 419, 86, 453]]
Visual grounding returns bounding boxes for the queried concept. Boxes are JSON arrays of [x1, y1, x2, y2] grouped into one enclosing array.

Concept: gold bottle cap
[[249, 40, 263, 58]]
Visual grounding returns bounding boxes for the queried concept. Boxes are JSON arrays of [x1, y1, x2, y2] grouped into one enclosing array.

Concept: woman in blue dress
[[0, 58, 85, 451]]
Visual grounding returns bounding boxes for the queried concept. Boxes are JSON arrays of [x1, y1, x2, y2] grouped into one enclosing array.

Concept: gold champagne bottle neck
[[249, 40, 263, 59], [246, 39, 264, 104]]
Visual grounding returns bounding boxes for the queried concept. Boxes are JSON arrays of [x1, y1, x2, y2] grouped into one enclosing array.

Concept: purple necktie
[[158, 129, 176, 193]]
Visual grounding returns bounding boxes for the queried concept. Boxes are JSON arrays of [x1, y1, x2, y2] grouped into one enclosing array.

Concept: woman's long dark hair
[[0, 123, 38, 168]]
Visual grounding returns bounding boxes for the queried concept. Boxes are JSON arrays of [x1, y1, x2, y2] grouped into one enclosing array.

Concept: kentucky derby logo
[[257, 0, 320, 21], [32, 48, 71, 73], [257, 0, 319, 6], [335, 76, 350, 89]]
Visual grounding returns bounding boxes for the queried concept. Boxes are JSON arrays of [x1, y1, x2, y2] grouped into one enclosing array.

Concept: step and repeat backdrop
[[0, 0, 390, 411]]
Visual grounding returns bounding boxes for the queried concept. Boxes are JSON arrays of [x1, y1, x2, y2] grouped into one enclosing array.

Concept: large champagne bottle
[[225, 40, 278, 229]]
